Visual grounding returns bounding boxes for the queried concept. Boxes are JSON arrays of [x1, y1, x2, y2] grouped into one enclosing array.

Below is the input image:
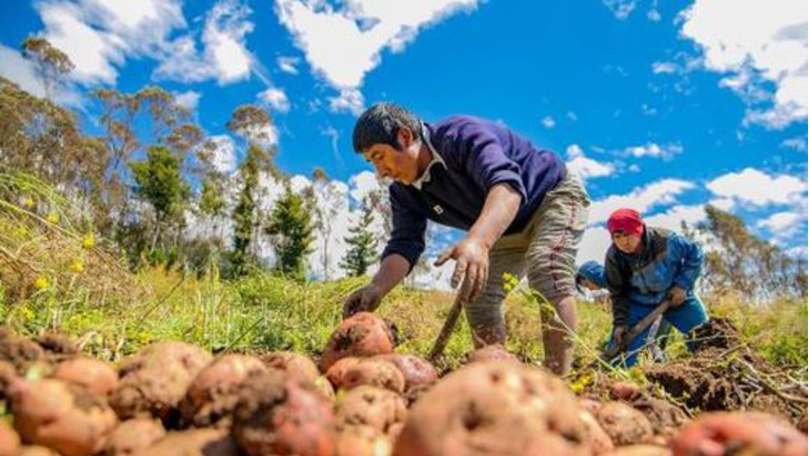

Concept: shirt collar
[[411, 122, 446, 190]]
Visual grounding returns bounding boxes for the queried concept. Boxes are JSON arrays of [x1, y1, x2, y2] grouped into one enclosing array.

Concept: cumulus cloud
[[173, 90, 201, 111], [589, 178, 695, 225], [274, 0, 481, 89], [651, 61, 678, 74], [329, 87, 365, 116], [679, 0, 808, 129], [706, 168, 807, 207], [565, 144, 614, 180], [259, 87, 290, 113], [624, 142, 683, 159], [0, 44, 83, 107]]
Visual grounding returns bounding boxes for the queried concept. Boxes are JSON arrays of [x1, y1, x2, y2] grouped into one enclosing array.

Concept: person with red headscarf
[[603, 208, 709, 366]]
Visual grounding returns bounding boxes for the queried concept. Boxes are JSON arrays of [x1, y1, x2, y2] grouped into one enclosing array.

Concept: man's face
[[362, 128, 421, 184], [612, 231, 642, 254], [581, 279, 602, 291]]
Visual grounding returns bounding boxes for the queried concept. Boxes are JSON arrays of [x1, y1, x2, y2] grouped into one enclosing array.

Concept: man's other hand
[[668, 286, 686, 307], [343, 284, 383, 318], [434, 237, 490, 303]]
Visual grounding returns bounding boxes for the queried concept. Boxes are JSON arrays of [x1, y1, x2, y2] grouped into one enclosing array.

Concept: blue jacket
[[577, 261, 608, 289], [383, 116, 566, 270], [605, 227, 704, 328]]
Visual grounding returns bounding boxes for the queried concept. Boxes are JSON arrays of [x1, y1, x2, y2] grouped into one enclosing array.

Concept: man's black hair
[[352, 102, 422, 153]]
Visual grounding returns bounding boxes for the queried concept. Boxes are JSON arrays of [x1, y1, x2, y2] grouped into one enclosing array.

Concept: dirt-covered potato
[[180, 354, 268, 428], [336, 425, 393, 456], [233, 370, 336, 456], [578, 398, 603, 416], [110, 341, 212, 421], [53, 357, 118, 396], [580, 410, 614, 455], [0, 329, 44, 373], [671, 412, 808, 456], [372, 354, 437, 391], [605, 445, 672, 456], [464, 344, 521, 365], [336, 386, 407, 439], [10, 378, 118, 456], [609, 381, 643, 401], [104, 418, 165, 456], [392, 361, 591, 456], [596, 401, 654, 446], [340, 359, 406, 393], [261, 351, 320, 383], [0, 420, 20, 456], [35, 332, 79, 362], [326, 357, 361, 389], [0, 360, 18, 400], [132, 428, 239, 456], [321, 312, 395, 372]]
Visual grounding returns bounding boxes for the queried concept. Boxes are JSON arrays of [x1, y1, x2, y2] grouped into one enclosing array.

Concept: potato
[[609, 381, 643, 401], [53, 357, 118, 396], [336, 386, 407, 439], [10, 378, 118, 456], [233, 370, 336, 456], [0, 360, 18, 400], [372, 354, 437, 391], [18, 447, 60, 456], [336, 425, 393, 456], [464, 344, 520, 365], [321, 313, 395, 372], [392, 361, 590, 456], [132, 428, 238, 456], [596, 402, 653, 446], [580, 410, 614, 455], [340, 359, 406, 393], [671, 412, 808, 456], [326, 357, 361, 389], [605, 445, 671, 456], [35, 332, 79, 362], [578, 398, 603, 416], [110, 341, 212, 421], [0, 420, 20, 456], [0, 329, 44, 373], [105, 418, 165, 456], [314, 375, 336, 401], [261, 351, 320, 383], [180, 354, 268, 428]]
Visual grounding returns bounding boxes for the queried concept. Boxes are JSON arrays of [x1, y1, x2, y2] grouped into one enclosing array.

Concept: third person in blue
[[604, 208, 709, 366]]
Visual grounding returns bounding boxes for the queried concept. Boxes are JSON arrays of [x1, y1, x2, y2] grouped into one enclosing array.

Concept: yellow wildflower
[[34, 276, 49, 290], [22, 197, 34, 208], [70, 259, 84, 273], [82, 232, 95, 249], [46, 212, 59, 224]]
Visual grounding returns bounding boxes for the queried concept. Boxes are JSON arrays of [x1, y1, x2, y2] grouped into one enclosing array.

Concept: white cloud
[[602, 0, 637, 20], [624, 142, 683, 159], [565, 144, 614, 180], [780, 137, 808, 151], [0, 44, 83, 107], [321, 125, 342, 163], [757, 211, 801, 233], [589, 178, 695, 225], [274, 0, 481, 89], [277, 56, 300, 74], [259, 87, 290, 113], [174, 90, 201, 111], [643, 204, 706, 232], [206, 135, 238, 174], [708, 197, 735, 211], [679, 0, 808, 129], [329, 87, 365, 116], [541, 116, 556, 129], [349, 170, 383, 203], [652, 61, 678, 74], [706, 168, 807, 207]]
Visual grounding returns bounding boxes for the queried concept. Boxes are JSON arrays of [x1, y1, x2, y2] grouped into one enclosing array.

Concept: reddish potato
[[609, 381, 643, 401], [606, 445, 671, 456], [10, 378, 118, 456], [110, 341, 212, 421], [373, 354, 437, 391], [326, 357, 361, 388], [464, 344, 520, 365], [671, 412, 808, 456], [392, 361, 590, 456], [336, 386, 408, 438], [340, 359, 405, 393], [0, 420, 20, 456], [261, 351, 320, 383], [580, 410, 614, 455], [336, 425, 393, 456], [18, 447, 60, 456], [233, 371, 336, 456], [180, 354, 268, 428], [596, 402, 654, 446], [321, 313, 395, 372], [132, 428, 238, 456], [53, 357, 118, 396], [105, 418, 165, 456]]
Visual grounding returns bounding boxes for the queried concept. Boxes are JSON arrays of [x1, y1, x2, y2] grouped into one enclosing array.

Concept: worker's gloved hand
[[668, 286, 687, 307], [611, 325, 628, 347], [434, 237, 490, 303], [343, 284, 383, 318]]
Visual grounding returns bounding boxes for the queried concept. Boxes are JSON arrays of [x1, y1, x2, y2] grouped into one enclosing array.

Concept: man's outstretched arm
[[343, 254, 410, 317]]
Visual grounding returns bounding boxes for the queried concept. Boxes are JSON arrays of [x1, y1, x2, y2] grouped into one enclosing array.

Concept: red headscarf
[[607, 208, 644, 236]]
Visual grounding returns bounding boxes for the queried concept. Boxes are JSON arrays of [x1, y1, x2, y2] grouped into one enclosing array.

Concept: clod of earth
[[104, 418, 166, 456], [671, 412, 808, 456], [233, 370, 336, 456], [320, 312, 395, 372], [52, 357, 119, 397], [335, 385, 408, 439], [10, 378, 118, 456], [180, 354, 268, 428], [392, 361, 591, 456], [131, 428, 239, 456], [110, 341, 212, 423], [595, 402, 654, 446]]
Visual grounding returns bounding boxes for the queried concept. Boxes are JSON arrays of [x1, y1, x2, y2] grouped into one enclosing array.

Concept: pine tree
[[340, 203, 378, 277], [265, 185, 315, 280], [230, 145, 262, 276]]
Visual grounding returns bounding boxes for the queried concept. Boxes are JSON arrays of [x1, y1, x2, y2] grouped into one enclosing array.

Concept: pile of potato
[[0, 313, 806, 455]]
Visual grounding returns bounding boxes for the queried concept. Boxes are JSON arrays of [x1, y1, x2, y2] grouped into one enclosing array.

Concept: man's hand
[[668, 286, 687, 307], [343, 284, 383, 318], [434, 237, 490, 303], [612, 325, 628, 347]]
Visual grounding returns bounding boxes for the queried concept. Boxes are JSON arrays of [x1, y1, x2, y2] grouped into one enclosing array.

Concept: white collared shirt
[[411, 122, 447, 190]]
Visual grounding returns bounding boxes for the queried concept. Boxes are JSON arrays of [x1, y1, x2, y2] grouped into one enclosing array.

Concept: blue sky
[[0, 0, 807, 279]]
